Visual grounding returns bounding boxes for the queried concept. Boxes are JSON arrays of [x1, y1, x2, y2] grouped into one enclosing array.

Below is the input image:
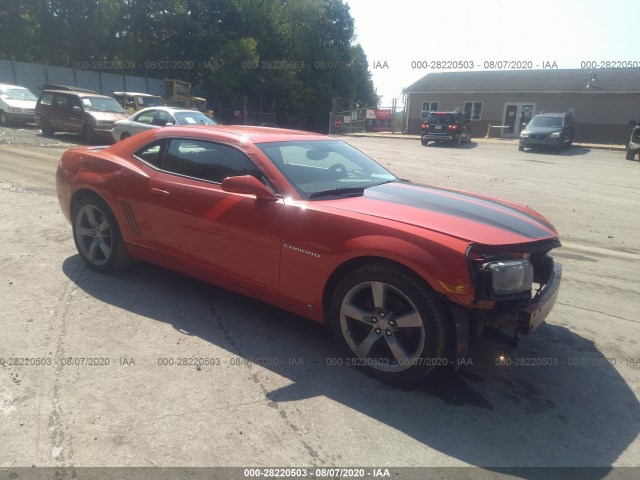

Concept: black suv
[[626, 120, 640, 161], [420, 111, 471, 146], [519, 112, 574, 152]]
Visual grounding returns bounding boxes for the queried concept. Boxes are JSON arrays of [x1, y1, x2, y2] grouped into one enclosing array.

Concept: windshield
[[1, 88, 38, 101], [174, 111, 216, 125], [82, 96, 125, 113], [529, 116, 564, 128], [257, 140, 397, 199], [139, 96, 165, 107]]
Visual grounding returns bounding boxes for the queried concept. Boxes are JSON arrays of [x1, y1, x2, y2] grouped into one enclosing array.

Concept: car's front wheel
[[330, 264, 446, 385], [41, 118, 54, 136], [84, 125, 97, 145], [421, 138, 429, 146], [0, 111, 8, 126], [626, 142, 637, 160], [72, 195, 132, 273]]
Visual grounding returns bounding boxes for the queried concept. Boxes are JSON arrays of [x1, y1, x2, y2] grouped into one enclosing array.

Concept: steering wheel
[[328, 163, 347, 177]]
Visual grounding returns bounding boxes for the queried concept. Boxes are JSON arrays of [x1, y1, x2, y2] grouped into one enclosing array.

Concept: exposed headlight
[[550, 131, 561, 138], [519, 131, 529, 138], [484, 260, 533, 295], [8, 106, 22, 113]]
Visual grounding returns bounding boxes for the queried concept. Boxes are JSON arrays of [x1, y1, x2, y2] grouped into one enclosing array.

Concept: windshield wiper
[[308, 187, 366, 199]]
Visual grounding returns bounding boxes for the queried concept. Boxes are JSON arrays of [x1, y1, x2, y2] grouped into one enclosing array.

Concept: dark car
[[420, 111, 471, 146], [35, 89, 128, 144], [519, 112, 574, 152], [626, 120, 640, 161], [56, 125, 562, 385]]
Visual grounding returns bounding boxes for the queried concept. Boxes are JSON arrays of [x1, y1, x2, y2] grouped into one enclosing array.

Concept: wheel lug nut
[[380, 312, 385, 318], [372, 317, 377, 323], [389, 320, 395, 326], [386, 330, 392, 336], [375, 328, 381, 334]]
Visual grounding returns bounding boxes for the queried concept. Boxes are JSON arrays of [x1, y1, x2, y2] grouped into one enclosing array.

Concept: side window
[[134, 110, 156, 124], [133, 139, 166, 168], [53, 94, 70, 108], [69, 96, 82, 109], [39, 92, 54, 106], [164, 139, 262, 184], [153, 110, 173, 126]]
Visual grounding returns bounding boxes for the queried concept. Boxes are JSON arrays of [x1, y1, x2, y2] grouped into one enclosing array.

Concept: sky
[[343, 0, 640, 107]]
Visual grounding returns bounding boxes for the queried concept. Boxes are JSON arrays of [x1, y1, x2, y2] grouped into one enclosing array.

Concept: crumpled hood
[[321, 181, 559, 246]]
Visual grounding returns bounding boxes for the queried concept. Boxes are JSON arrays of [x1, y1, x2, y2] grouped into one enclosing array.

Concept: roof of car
[[41, 89, 114, 98], [113, 92, 162, 97], [156, 125, 329, 143], [134, 106, 204, 114]]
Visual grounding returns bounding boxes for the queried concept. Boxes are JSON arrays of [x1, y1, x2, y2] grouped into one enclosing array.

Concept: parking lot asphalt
[[0, 128, 638, 478], [343, 131, 627, 152]]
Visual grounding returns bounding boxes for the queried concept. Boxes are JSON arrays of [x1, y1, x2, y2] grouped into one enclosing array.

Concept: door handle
[[150, 188, 170, 197]]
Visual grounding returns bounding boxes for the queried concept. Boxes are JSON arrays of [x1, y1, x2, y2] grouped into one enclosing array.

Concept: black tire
[[466, 130, 472, 143], [0, 111, 8, 126], [455, 134, 462, 146], [41, 118, 54, 136], [120, 132, 131, 141], [421, 138, 429, 146], [84, 125, 97, 145], [72, 194, 133, 273], [626, 143, 636, 160], [518, 144, 525, 151], [329, 264, 446, 385]]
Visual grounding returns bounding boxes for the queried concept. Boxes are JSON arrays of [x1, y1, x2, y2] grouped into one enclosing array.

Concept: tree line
[[0, 0, 378, 131]]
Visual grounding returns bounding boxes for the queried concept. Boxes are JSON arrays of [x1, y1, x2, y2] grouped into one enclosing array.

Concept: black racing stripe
[[366, 182, 554, 240]]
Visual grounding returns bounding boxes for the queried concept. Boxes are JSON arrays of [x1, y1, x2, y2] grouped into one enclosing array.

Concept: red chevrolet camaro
[[56, 125, 562, 384]]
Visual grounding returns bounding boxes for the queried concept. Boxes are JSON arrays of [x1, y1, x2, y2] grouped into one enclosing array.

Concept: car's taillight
[[421, 123, 428, 130], [449, 124, 458, 130]]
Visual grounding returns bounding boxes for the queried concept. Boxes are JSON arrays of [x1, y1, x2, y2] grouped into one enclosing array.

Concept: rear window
[[39, 92, 55, 106], [426, 113, 455, 124]]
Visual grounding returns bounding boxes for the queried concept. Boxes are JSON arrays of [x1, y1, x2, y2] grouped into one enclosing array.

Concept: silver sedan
[[111, 106, 217, 141]]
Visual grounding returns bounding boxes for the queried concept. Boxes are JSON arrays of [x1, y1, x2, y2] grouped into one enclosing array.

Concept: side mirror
[[163, 122, 174, 127], [629, 120, 639, 126], [222, 175, 276, 200], [72, 106, 81, 112]]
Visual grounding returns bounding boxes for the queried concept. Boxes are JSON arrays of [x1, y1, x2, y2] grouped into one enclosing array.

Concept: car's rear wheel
[[456, 134, 462, 146], [518, 144, 525, 151], [41, 118, 54, 136], [0, 111, 8, 126], [72, 195, 132, 273], [84, 125, 97, 145], [421, 138, 429, 146], [626, 142, 637, 160], [330, 264, 446, 385]]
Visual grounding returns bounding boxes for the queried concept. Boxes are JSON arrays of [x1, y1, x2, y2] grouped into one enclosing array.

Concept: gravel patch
[[0, 124, 83, 148]]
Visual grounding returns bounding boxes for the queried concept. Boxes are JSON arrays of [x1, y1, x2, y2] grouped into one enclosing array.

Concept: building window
[[463, 101, 483, 120], [421, 101, 438, 118]]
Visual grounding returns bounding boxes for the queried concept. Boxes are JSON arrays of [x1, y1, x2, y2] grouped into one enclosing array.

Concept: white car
[[0, 84, 38, 125], [111, 106, 217, 141]]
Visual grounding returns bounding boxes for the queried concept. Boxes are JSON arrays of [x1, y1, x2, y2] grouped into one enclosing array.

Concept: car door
[[144, 138, 284, 296], [128, 109, 156, 135]]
